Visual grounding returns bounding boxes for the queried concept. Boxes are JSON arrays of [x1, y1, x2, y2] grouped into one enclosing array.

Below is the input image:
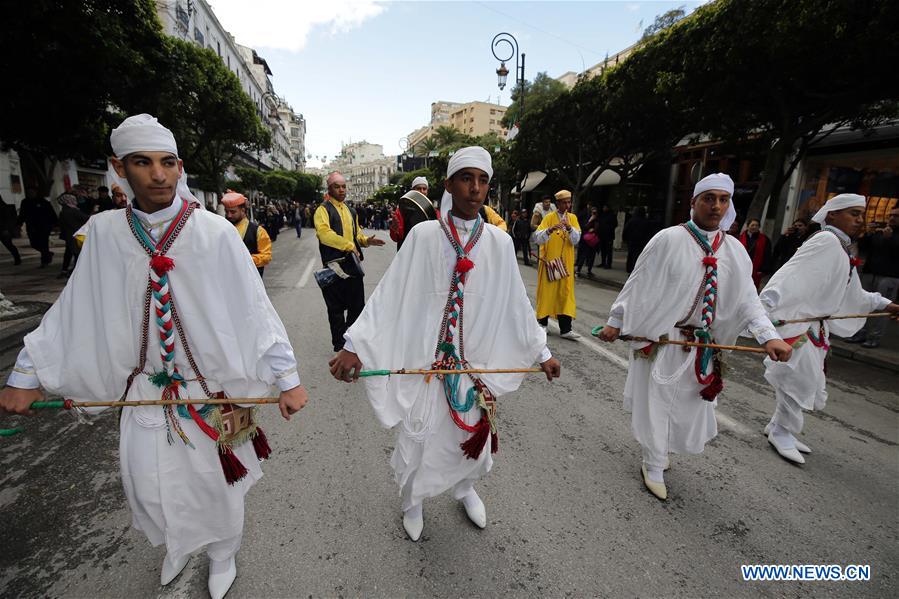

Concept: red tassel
[[702, 256, 717, 267], [490, 431, 498, 454], [456, 257, 475, 273], [149, 254, 175, 275], [699, 374, 724, 401], [252, 427, 272, 461], [219, 446, 248, 484], [459, 419, 490, 459]]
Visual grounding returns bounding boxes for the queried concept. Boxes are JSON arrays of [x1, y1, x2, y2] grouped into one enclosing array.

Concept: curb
[[830, 342, 899, 375]]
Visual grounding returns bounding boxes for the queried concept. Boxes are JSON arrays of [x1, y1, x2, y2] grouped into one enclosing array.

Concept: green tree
[[262, 171, 295, 200], [234, 167, 266, 193], [501, 72, 568, 128], [0, 0, 166, 192], [142, 38, 271, 194], [641, 6, 686, 40], [653, 0, 899, 220], [293, 173, 323, 204]]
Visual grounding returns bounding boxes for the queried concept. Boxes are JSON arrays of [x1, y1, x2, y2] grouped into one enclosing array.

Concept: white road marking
[[295, 256, 317, 289], [546, 320, 752, 435]]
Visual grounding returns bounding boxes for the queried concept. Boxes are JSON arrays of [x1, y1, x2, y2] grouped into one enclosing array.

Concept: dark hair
[[748, 218, 760, 226], [541, 194, 553, 201], [98, 186, 109, 192]]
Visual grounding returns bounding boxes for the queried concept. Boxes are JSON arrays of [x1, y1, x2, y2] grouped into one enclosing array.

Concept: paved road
[[1, 229, 897, 598]]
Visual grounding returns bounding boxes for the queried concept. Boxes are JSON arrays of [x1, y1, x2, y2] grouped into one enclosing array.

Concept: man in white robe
[[0, 114, 308, 599], [761, 194, 898, 464], [599, 173, 792, 500], [329, 147, 561, 541]]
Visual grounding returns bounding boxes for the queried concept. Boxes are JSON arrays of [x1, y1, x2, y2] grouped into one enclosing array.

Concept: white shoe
[[768, 432, 805, 464], [641, 465, 667, 500], [764, 423, 811, 453], [207, 556, 236, 599], [403, 510, 424, 541], [462, 494, 487, 529], [559, 331, 581, 340], [160, 552, 190, 585]]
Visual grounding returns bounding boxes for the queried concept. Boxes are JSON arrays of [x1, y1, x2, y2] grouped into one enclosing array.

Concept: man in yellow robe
[[535, 190, 580, 339]]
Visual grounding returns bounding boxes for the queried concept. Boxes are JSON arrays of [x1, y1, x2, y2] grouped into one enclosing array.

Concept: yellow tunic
[[484, 205, 507, 232], [535, 211, 579, 319], [234, 217, 272, 268]]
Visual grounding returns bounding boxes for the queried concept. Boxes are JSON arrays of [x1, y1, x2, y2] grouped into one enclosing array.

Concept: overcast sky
[[210, 0, 700, 167]]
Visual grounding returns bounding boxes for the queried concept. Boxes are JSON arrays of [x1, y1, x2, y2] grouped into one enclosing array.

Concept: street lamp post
[[492, 32, 525, 214], [492, 32, 525, 125]]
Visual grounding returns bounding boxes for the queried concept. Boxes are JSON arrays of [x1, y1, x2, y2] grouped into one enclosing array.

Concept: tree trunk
[[745, 136, 793, 223]]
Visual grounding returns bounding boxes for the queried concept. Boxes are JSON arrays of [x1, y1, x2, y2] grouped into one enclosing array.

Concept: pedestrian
[[0, 193, 22, 265], [511, 207, 532, 265], [739, 218, 772, 289], [847, 206, 899, 348], [111, 183, 129, 208], [575, 206, 599, 278], [535, 189, 581, 339], [622, 207, 654, 273], [0, 114, 308, 599], [56, 192, 89, 276], [295, 202, 304, 238], [74, 184, 96, 215], [314, 172, 386, 352], [222, 190, 272, 277], [17, 187, 57, 267], [328, 146, 560, 541], [760, 194, 898, 464], [266, 206, 280, 242], [771, 218, 808, 272], [530, 194, 555, 230], [597, 205, 617, 269], [598, 173, 792, 501], [95, 186, 114, 212], [411, 175, 429, 195]]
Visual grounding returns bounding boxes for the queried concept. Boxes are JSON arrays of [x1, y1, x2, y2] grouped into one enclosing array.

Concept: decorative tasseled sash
[[432, 213, 498, 459], [124, 200, 271, 484], [679, 222, 726, 401]]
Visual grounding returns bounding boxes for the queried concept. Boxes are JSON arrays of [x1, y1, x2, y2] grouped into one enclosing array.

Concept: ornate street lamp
[[491, 32, 525, 120]]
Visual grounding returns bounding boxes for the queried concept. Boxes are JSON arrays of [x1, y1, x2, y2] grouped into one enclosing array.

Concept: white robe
[[607, 224, 778, 466], [760, 230, 888, 425], [345, 217, 548, 510], [20, 200, 297, 562]]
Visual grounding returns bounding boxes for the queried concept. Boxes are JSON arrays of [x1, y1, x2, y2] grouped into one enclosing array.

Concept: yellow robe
[[535, 211, 579, 319]]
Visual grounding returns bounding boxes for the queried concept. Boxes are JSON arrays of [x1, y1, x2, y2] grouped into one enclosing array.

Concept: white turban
[[440, 146, 494, 217], [110, 114, 178, 158], [691, 172, 737, 232], [811, 193, 866, 224], [108, 114, 199, 206], [411, 176, 429, 189]]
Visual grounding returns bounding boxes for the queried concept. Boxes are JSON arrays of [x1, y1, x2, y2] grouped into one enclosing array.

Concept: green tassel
[[30, 401, 66, 409], [439, 341, 456, 354], [149, 371, 171, 388], [359, 369, 391, 377]]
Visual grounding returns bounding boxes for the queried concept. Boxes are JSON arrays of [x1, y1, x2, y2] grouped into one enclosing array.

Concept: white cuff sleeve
[[568, 227, 581, 245], [533, 228, 550, 245], [538, 346, 552, 363], [261, 342, 301, 391], [342, 336, 356, 354], [606, 307, 624, 330], [747, 315, 781, 345], [7, 348, 40, 389]]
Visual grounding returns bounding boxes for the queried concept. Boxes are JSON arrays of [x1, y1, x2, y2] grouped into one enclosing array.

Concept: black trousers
[[28, 233, 52, 264], [538, 315, 572, 334], [62, 237, 78, 271], [599, 239, 614, 268], [575, 245, 596, 273], [513, 237, 531, 265], [1, 232, 20, 262], [322, 275, 366, 351]]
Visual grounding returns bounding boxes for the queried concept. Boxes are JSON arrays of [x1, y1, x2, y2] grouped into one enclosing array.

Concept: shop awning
[[513, 171, 547, 194]]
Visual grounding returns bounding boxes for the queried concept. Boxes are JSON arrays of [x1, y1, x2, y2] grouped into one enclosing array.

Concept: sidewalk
[[518, 249, 899, 374], [0, 237, 68, 353]]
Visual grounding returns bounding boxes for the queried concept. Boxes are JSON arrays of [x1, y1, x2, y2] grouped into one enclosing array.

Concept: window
[[217, 41, 221, 56], [489, 119, 495, 125], [490, 109, 496, 115], [193, 27, 204, 45], [227, 55, 230, 68]]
